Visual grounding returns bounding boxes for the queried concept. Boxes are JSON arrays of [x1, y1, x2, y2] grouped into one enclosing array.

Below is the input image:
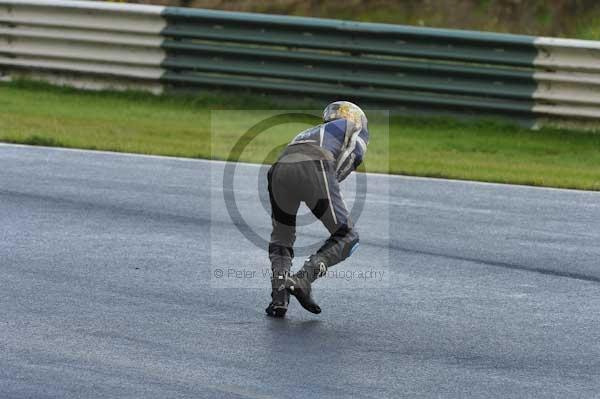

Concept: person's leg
[[311, 160, 359, 269], [285, 160, 359, 314], [303, 159, 359, 277], [266, 163, 300, 317]]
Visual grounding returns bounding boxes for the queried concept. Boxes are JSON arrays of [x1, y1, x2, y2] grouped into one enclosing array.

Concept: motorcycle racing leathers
[[267, 117, 369, 283]]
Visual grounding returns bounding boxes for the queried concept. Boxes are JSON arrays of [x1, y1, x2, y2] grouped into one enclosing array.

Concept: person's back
[[266, 101, 370, 318], [280, 103, 369, 180]]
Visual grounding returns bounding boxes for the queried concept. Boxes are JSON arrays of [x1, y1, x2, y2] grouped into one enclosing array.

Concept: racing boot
[[285, 254, 327, 314], [265, 269, 290, 318]]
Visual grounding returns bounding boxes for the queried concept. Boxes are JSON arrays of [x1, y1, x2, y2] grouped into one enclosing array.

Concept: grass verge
[[1, 80, 599, 190]]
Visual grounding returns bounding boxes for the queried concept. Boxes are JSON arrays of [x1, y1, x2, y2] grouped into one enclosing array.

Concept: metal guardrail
[[1, 0, 600, 125]]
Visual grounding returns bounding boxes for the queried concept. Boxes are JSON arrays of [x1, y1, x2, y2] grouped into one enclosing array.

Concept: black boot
[[265, 270, 289, 318], [285, 255, 327, 314]]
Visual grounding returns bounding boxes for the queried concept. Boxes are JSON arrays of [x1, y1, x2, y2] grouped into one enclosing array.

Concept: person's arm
[[336, 128, 368, 182]]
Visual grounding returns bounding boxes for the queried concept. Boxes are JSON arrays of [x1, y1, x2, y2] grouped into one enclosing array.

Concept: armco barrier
[[1, 0, 600, 126]]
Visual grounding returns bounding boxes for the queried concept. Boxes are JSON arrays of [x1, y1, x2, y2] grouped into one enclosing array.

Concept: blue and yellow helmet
[[322, 101, 367, 132]]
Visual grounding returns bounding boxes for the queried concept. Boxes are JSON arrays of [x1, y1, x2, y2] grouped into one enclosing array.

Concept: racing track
[[1, 144, 599, 398]]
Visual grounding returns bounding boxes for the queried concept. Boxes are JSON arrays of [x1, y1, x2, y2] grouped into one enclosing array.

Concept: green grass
[[1, 80, 600, 190], [576, 15, 600, 40]]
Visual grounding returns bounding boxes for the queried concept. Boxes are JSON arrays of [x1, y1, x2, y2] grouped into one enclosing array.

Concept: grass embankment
[[1, 81, 599, 190]]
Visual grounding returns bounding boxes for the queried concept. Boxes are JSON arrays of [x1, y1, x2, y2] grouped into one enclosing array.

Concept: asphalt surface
[[1, 143, 600, 399]]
